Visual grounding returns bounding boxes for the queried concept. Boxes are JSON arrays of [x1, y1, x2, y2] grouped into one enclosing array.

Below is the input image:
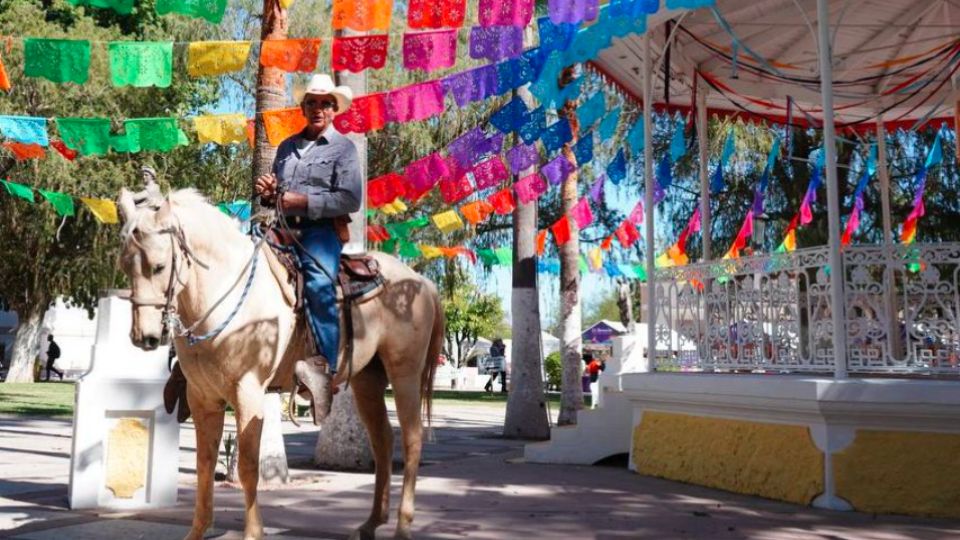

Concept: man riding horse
[[254, 73, 361, 420]]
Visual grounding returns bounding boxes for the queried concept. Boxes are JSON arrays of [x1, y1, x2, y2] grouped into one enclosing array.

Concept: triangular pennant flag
[[669, 117, 687, 161], [536, 229, 547, 256], [39, 189, 75, 216], [1, 179, 35, 202], [80, 197, 118, 223]]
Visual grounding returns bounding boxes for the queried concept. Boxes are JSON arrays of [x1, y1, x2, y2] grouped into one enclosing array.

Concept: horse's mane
[[120, 188, 241, 248]]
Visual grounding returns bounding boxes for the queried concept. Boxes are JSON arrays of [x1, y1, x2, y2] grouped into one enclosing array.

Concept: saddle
[[162, 225, 383, 425], [265, 227, 385, 308]]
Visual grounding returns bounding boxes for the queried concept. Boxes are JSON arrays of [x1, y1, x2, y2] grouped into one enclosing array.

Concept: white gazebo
[[528, 0, 960, 519]]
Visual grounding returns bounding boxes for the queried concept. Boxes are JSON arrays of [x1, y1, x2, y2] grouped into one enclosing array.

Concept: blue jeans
[[295, 225, 342, 372]]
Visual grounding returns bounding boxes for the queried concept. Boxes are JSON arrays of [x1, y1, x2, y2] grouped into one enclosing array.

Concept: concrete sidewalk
[[2, 401, 959, 539]]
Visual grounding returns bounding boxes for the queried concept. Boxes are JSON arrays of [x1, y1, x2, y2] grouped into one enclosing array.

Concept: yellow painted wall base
[[834, 430, 960, 518], [632, 411, 823, 505]]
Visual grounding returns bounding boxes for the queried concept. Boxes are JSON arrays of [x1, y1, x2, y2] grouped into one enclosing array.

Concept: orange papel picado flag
[[259, 39, 321, 73], [332, 0, 392, 31], [261, 107, 307, 147]]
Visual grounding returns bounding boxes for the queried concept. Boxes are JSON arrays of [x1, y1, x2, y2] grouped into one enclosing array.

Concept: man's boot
[[294, 355, 333, 425]]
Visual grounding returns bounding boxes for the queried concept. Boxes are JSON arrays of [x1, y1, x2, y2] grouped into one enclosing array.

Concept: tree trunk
[[503, 85, 550, 440], [557, 101, 583, 426], [247, 0, 289, 484], [6, 309, 43, 383], [314, 386, 374, 471], [314, 39, 372, 468], [251, 0, 289, 186]]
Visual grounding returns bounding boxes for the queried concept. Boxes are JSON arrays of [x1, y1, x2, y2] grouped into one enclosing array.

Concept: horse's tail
[[421, 284, 444, 433]]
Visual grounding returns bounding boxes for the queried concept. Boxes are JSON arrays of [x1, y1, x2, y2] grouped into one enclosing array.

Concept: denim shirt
[[273, 127, 363, 221]]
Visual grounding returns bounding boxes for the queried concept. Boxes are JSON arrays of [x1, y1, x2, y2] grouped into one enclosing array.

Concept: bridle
[[127, 225, 205, 345]]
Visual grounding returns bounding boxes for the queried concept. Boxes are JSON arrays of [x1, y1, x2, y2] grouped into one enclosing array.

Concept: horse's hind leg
[[349, 359, 392, 540], [233, 381, 266, 540], [391, 374, 424, 540], [184, 387, 225, 540]]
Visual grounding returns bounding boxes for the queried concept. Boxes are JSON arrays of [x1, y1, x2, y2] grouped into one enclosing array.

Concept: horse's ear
[[117, 188, 137, 225]]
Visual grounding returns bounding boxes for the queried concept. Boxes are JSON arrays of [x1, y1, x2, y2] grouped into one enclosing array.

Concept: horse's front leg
[[184, 388, 226, 540], [233, 380, 266, 540]]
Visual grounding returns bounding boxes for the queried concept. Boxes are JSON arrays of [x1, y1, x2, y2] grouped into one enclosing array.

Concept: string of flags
[[0, 6, 650, 160], [774, 149, 823, 253], [900, 128, 944, 244], [3, 2, 654, 88]]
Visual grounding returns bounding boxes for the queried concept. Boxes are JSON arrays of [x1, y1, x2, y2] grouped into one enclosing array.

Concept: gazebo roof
[[593, 0, 959, 130]]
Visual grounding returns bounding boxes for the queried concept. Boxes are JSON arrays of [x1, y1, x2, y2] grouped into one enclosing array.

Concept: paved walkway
[[2, 400, 959, 539]]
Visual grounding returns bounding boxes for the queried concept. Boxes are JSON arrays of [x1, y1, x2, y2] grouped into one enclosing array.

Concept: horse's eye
[[153, 264, 165, 274]]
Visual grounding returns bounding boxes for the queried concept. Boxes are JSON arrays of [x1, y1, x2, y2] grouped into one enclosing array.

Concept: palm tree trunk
[[5, 309, 43, 383], [251, 0, 289, 184], [503, 87, 550, 440], [557, 99, 583, 426]]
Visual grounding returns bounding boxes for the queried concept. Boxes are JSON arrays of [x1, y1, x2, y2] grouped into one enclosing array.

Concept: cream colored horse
[[117, 188, 442, 540]]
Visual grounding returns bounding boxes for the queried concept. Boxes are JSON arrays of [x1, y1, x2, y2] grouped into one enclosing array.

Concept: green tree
[[0, 0, 245, 382], [583, 289, 622, 330], [440, 264, 506, 368], [543, 351, 561, 391]]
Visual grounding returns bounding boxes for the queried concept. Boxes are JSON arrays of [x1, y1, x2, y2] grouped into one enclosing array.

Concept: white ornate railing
[[843, 243, 960, 374], [651, 243, 960, 377]]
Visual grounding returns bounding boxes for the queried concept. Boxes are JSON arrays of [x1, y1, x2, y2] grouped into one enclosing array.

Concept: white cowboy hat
[[302, 74, 353, 115]]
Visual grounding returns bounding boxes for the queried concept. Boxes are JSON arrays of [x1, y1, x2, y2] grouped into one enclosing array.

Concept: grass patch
[[0, 382, 569, 418], [391, 389, 563, 409], [0, 382, 75, 417]]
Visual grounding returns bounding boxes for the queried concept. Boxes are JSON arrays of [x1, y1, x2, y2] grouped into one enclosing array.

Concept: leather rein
[[127, 220, 265, 346]]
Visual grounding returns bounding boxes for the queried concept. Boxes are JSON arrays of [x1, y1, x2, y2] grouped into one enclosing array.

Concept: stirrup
[[293, 355, 333, 426]]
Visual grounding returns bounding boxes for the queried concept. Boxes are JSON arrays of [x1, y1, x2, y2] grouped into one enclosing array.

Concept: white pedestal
[[68, 291, 179, 510]]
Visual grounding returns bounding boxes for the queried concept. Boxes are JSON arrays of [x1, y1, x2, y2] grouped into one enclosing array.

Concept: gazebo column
[[643, 31, 656, 369], [816, 0, 848, 379], [697, 77, 711, 261]]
